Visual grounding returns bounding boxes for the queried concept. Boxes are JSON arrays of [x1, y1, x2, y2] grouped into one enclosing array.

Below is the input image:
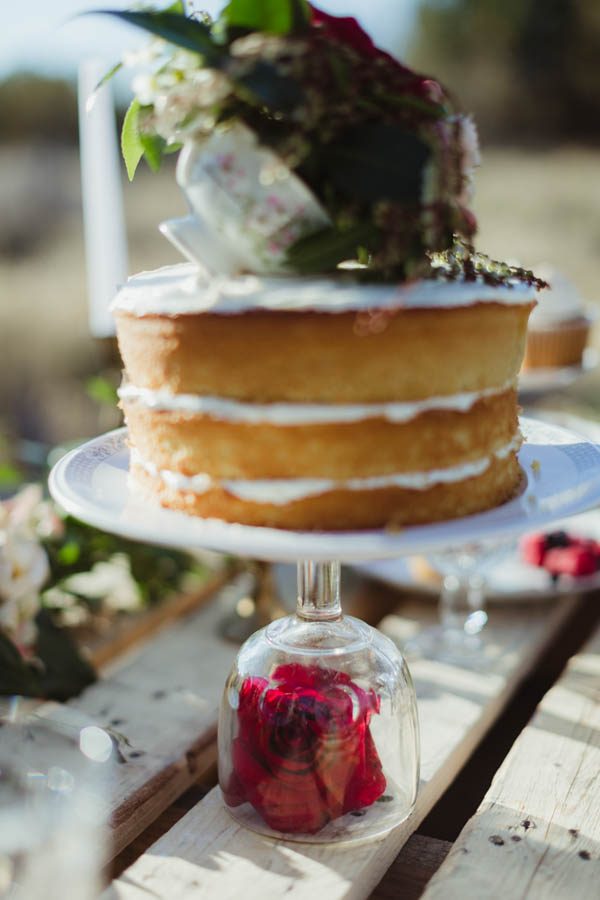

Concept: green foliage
[[222, 0, 311, 35], [94, 61, 123, 92], [43, 515, 204, 609], [0, 463, 22, 491], [235, 60, 304, 113], [322, 125, 431, 204], [94, 10, 223, 63], [287, 223, 379, 274], [0, 611, 96, 701], [0, 504, 212, 699], [139, 132, 167, 173], [121, 98, 145, 180], [85, 375, 119, 407]]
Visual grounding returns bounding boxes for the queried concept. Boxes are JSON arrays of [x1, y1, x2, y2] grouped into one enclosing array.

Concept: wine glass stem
[[296, 560, 342, 621], [439, 574, 487, 638], [439, 574, 464, 634]]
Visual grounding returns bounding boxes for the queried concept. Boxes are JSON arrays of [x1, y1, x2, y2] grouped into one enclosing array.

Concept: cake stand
[[48, 416, 600, 844]]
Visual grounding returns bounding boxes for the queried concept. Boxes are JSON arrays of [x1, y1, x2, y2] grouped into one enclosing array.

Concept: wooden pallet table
[[421, 615, 600, 899], [46, 572, 600, 897], [32, 571, 598, 898]]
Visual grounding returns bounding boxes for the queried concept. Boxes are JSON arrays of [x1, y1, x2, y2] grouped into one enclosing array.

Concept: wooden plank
[[112, 785, 213, 878], [370, 834, 451, 900], [39, 571, 253, 857], [421, 618, 600, 900], [103, 595, 582, 900]]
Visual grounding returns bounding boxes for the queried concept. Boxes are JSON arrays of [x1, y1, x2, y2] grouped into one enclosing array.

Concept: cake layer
[[121, 388, 518, 479], [129, 450, 522, 530], [115, 302, 533, 403]]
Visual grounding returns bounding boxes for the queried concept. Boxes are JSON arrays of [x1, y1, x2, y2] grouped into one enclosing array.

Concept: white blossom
[[0, 529, 47, 648], [64, 554, 142, 613], [0, 486, 66, 650]]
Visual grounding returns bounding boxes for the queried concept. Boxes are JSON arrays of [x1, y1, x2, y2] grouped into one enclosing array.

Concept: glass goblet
[[0, 702, 113, 900], [405, 540, 512, 668]]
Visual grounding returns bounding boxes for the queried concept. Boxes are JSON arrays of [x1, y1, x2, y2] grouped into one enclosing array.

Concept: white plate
[[48, 417, 600, 564], [518, 348, 597, 401], [358, 505, 600, 604]]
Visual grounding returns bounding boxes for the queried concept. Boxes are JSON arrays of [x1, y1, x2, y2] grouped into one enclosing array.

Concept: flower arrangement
[[0, 484, 219, 700], [97, 0, 543, 285]]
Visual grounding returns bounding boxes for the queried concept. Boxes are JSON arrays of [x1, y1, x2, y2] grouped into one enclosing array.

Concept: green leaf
[[164, 0, 185, 13], [33, 611, 96, 702], [140, 132, 167, 172], [0, 632, 41, 697], [0, 463, 22, 490], [58, 541, 81, 567], [121, 98, 144, 181], [287, 223, 378, 274], [94, 60, 123, 93], [86, 375, 118, 407], [323, 124, 431, 203], [90, 11, 223, 65], [222, 0, 310, 34]]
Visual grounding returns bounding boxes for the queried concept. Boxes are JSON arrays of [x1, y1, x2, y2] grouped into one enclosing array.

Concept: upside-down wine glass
[[218, 559, 420, 843], [404, 539, 513, 668], [0, 702, 113, 899]]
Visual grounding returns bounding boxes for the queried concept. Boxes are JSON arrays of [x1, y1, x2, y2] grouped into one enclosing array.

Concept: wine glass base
[[222, 782, 415, 845], [404, 625, 494, 670]]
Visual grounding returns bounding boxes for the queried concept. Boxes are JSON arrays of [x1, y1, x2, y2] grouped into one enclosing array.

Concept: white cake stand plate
[[48, 417, 600, 563]]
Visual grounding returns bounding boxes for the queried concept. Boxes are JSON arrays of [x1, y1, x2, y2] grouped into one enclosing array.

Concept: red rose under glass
[[223, 663, 386, 834], [218, 561, 420, 842]]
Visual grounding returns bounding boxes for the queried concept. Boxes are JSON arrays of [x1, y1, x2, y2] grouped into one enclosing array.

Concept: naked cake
[[108, 3, 542, 529]]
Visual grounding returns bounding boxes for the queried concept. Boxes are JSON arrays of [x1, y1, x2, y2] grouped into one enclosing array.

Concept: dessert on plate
[[108, 2, 543, 530], [522, 266, 592, 370]]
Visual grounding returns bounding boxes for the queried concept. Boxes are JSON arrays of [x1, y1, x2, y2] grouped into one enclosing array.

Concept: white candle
[[78, 59, 129, 338]]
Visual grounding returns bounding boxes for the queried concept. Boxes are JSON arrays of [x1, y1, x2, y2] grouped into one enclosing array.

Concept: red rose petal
[[543, 546, 597, 577], [520, 533, 547, 567], [227, 662, 387, 833]]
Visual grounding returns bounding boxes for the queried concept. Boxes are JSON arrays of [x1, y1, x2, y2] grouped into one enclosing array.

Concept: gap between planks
[[103, 594, 583, 900], [421, 606, 600, 900]]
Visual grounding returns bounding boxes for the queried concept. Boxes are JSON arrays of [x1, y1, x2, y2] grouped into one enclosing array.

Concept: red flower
[[223, 662, 386, 834], [310, 6, 447, 108], [311, 6, 382, 60]]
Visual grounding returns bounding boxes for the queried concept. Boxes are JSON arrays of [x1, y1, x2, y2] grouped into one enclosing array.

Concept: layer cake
[[114, 266, 535, 530]]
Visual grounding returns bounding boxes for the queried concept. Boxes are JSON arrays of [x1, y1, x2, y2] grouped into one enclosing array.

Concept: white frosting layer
[[112, 263, 538, 317], [119, 379, 515, 425], [132, 434, 522, 505]]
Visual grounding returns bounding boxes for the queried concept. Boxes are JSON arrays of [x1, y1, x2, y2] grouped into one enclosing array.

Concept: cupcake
[[522, 267, 593, 369]]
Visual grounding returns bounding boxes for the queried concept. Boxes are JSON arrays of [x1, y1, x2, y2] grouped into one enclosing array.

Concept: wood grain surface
[[103, 596, 582, 900], [422, 617, 600, 899]]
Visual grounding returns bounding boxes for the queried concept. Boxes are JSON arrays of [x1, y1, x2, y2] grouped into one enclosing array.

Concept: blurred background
[[1, 0, 600, 485]]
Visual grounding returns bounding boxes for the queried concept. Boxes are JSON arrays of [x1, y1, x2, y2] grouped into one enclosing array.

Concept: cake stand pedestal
[[48, 416, 600, 843]]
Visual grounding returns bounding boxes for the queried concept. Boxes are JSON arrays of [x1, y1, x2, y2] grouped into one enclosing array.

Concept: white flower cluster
[[0, 486, 61, 650], [124, 40, 231, 140]]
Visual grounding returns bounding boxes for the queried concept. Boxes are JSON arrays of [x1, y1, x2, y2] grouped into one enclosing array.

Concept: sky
[[0, 1, 420, 81]]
